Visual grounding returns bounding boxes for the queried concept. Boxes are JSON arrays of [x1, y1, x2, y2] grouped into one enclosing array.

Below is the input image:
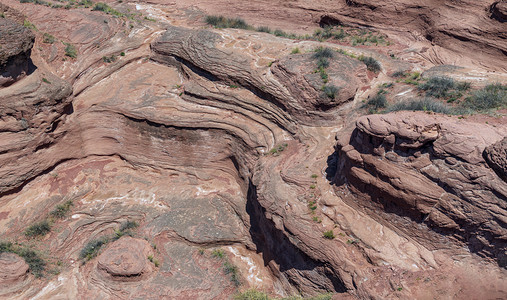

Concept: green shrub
[[334, 29, 346, 40], [42, 77, 51, 84], [391, 70, 406, 77], [291, 47, 300, 54], [79, 0, 93, 7], [120, 51, 125, 56], [367, 93, 387, 111], [23, 20, 37, 30], [359, 55, 381, 73], [50, 200, 73, 219], [462, 83, 506, 111], [387, 98, 454, 114], [418, 76, 455, 98], [17, 248, 46, 278], [91, 2, 124, 17], [25, 220, 51, 237], [0, 241, 14, 253], [205, 15, 250, 29], [312, 47, 334, 59], [323, 230, 335, 239], [322, 85, 339, 99], [92, 2, 108, 11], [455, 81, 471, 91], [211, 248, 225, 259], [80, 237, 109, 261], [64, 43, 77, 58], [224, 261, 241, 286], [102, 55, 117, 63], [273, 29, 287, 37], [1, 242, 46, 278], [316, 57, 329, 69], [120, 220, 138, 232], [43, 33, 55, 44], [256, 26, 272, 33], [234, 289, 269, 300]]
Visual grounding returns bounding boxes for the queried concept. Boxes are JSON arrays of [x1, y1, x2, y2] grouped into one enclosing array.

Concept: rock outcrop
[[97, 236, 154, 280], [0, 17, 35, 86], [151, 26, 369, 125], [485, 137, 507, 182], [0, 252, 29, 297], [0, 0, 505, 299], [334, 112, 507, 266]]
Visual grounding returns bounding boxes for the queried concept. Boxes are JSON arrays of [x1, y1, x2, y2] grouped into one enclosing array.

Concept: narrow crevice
[[246, 180, 347, 294]]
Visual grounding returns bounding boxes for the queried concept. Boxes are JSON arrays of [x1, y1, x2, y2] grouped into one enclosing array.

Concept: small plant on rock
[[25, 220, 51, 237], [49, 200, 73, 219], [358, 55, 381, 73], [211, 248, 225, 259], [322, 85, 339, 99], [323, 230, 335, 239], [80, 237, 109, 261], [312, 46, 334, 59]]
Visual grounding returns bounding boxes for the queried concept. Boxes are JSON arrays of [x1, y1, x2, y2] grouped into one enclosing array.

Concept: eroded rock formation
[[0, 0, 505, 299]]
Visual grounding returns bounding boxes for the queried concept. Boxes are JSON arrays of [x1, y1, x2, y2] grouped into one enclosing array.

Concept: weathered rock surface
[[0, 17, 35, 86], [0, 252, 29, 284], [490, 1, 507, 22], [0, 0, 505, 299], [152, 26, 369, 125], [334, 112, 507, 265], [163, 0, 507, 71], [485, 137, 507, 182], [0, 252, 29, 297], [97, 236, 153, 279]]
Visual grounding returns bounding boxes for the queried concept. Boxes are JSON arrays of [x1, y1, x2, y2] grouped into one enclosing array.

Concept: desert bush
[[43, 33, 55, 44], [391, 70, 406, 77], [358, 55, 381, 73], [367, 93, 387, 111], [418, 76, 455, 98], [462, 83, 506, 111], [291, 47, 300, 54], [64, 43, 77, 58], [50, 200, 73, 219], [224, 261, 241, 286], [387, 98, 454, 114], [312, 47, 334, 59], [120, 220, 138, 232], [211, 248, 225, 259], [102, 55, 117, 63], [23, 20, 37, 30], [17, 248, 46, 278], [80, 237, 109, 261], [25, 220, 51, 237], [234, 289, 269, 300], [455, 81, 471, 91], [316, 57, 329, 69], [0, 241, 14, 253], [322, 85, 339, 99], [273, 29, 287, 37], [205, 15, 250, 29], [92, 2, 124, 16], [1, 242, 46, 278], [256, 26, 272, 33], [323, 230, 335, 239]]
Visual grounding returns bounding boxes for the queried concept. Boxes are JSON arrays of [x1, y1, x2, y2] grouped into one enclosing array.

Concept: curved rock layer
[[334, 112, 507, 265], [0, 0, 505, 299], [158, 0, 507, 71]]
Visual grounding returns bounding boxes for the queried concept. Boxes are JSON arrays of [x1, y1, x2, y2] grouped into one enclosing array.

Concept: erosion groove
[[0, 0, 506, 299]]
